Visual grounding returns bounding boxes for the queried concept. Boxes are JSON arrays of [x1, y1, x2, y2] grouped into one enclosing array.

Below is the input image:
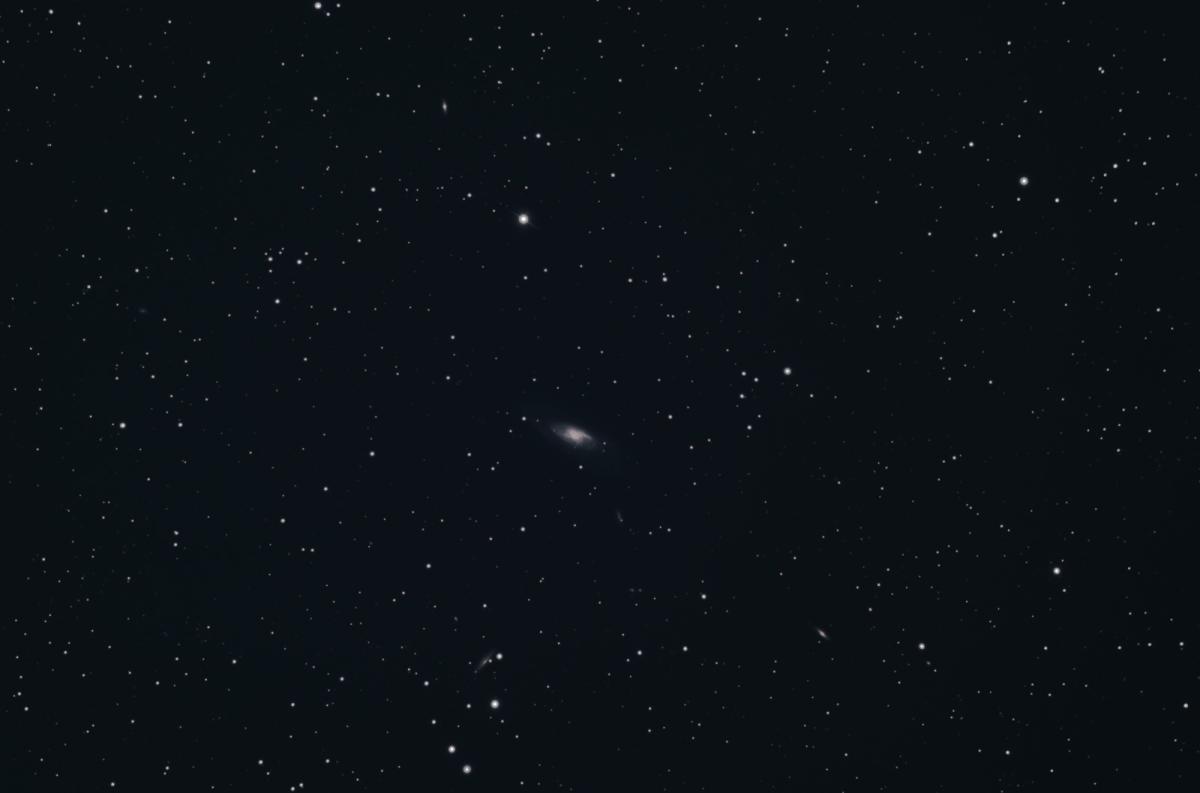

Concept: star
[[517, 212, 530, 226]]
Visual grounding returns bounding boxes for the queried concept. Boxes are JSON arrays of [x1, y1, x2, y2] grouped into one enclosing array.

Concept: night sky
[[6, 3, 1198, 790]]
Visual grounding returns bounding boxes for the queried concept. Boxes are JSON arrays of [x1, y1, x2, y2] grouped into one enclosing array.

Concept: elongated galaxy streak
[[552, 424, 595, 447]]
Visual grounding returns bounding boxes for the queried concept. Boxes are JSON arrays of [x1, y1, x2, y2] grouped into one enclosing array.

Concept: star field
[[5, 3, 1198, 791]]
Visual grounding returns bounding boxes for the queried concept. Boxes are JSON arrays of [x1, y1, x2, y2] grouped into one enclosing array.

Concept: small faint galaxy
[[551, 423, 597, 449]]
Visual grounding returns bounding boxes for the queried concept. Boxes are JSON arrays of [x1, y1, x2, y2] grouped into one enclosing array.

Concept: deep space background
[[4, 2, 1198, 790]]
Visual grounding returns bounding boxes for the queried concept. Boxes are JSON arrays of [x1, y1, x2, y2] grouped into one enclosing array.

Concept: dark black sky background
[[5, 2, 1198, 790]]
